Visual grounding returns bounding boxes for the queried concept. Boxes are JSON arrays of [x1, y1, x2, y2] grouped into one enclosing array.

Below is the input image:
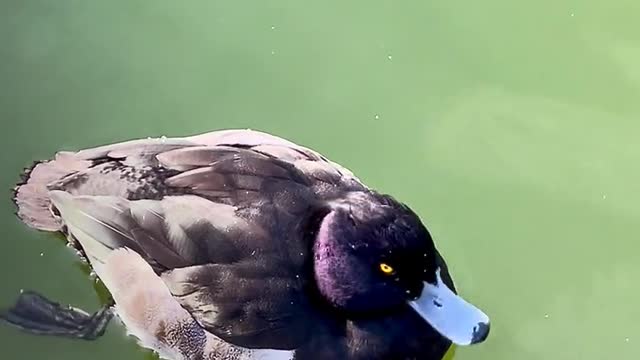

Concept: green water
[[2, 1, 640, 359]]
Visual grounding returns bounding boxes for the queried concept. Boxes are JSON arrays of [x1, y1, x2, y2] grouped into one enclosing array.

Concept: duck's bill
[[408, 269, 490, 346]]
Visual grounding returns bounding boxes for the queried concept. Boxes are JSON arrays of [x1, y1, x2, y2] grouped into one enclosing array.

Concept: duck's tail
[[13, 152, 91, 232]]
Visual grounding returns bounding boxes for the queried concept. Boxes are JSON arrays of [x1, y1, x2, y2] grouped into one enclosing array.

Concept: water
[[2, 1, 640, 359]]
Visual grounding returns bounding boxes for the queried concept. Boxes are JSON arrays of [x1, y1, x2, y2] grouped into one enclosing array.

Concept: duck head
[[313, 193, 490, 346]]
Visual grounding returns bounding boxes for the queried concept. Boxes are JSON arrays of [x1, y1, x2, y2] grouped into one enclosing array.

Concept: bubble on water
[[271, 50, 276, 55], [603, 194, 607, 199], [271, 26, 276, 30], [160, 135, 167, 142], [374, 114, 380, 120], [570, 13, 575, 17], [387, 55, 393, 60], [19, 289, 24, 294], [39, 252, 44, 257], [626, 338, 630, 343], [544, 314, 549, 319]]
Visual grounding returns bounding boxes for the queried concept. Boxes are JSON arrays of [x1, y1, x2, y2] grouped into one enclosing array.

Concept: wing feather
[[29, 129, 367, 350]]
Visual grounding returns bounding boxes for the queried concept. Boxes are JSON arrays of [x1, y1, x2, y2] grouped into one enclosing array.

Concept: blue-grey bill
[[408, 269, 490, 346]]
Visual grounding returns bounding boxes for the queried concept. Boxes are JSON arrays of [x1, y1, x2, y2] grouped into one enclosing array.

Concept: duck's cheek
[[348, 284, 405, 312], [407, 269, 490, 346]]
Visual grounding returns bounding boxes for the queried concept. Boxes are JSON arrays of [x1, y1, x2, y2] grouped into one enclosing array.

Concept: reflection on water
[[2, 1, 640, 359]]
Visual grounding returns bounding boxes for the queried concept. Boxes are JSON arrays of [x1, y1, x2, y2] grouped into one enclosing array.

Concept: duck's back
[[13, 129, 366, 355], [16, 129, 364, 228]]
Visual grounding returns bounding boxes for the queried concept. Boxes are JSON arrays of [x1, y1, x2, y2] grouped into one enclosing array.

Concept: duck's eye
[[379, 263, 395, 275]]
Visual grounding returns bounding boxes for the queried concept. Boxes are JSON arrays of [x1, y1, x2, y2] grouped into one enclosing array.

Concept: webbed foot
[[1, 290, 113, 340]]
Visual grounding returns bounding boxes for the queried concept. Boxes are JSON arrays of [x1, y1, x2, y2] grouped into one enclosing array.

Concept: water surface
[[2, 1, 640, 359]]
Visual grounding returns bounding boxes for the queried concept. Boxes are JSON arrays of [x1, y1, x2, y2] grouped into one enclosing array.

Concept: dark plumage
[[3, 129, 489, 360]]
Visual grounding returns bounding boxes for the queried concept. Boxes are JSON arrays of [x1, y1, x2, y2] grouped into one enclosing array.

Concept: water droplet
[[295, 275, 300, 279]]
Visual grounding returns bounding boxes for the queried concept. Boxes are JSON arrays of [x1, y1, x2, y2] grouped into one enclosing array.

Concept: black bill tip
[[470, 321, 490, 344]]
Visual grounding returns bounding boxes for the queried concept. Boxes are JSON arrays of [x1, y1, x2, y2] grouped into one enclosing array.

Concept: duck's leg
[[0, 290, 114, 340]]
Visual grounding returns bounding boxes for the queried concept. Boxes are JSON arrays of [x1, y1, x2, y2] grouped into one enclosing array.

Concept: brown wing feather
[[17, 129, 366, 350]]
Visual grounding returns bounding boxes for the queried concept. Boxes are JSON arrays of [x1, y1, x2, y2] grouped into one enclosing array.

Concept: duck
[[2, 129, 489, 360]]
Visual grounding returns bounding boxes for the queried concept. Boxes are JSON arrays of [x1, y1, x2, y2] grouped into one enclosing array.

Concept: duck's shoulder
[[186, 129, 362, 186], [176, 128, 367, 197]]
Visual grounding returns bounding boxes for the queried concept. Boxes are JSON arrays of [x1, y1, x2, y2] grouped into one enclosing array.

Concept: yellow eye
[[379, 263, 394, 275]]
